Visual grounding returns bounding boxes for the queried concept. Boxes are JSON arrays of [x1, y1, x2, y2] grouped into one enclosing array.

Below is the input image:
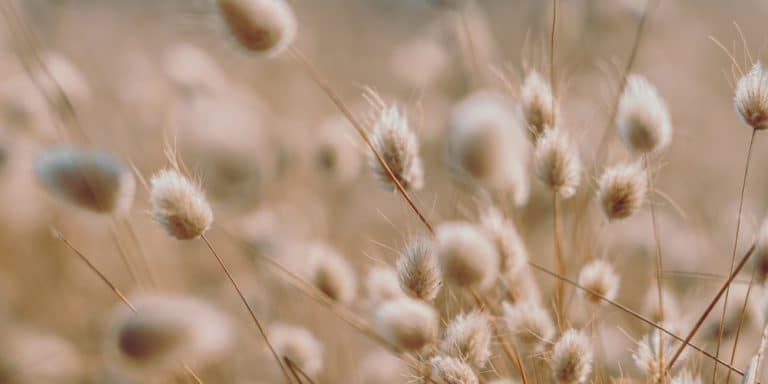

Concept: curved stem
[[287, 45, 434, 235], [726, 267, 758, 384], [713, 128, 757, 383], [200, 234, 292, 384]]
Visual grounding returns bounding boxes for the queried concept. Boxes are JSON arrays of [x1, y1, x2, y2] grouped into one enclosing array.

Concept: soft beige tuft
[[577, 259, 620, 304], [435, 221, 499, 291], [440, 311, 492, 368], [397, 237, 442, 301], [215, 0, 297, 56], [597, 162, 647, 220], [551, 329, 593, 384], [150, 169, 213, 240], [617, 74, 672, 154], [534, 128, 581, 198], [375, 297, 438, 351]]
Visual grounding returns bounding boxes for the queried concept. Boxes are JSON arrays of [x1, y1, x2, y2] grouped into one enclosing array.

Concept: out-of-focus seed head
[[502, 301, 555, 351], [368, 102, 424, 192], [633, 322, 686, 383], [149, 168, 213, 240], [360, 349, 406, 384], [741, 355, 759, 384], [754, 218, 768, 283], [642, 287, 680, 323], [701, 284, 764, 340], [365, 266, 405, 307], [577, 259, 620, 304], [501, 267, 541, 304], [617, 75, 672, 154], [268, 323, 324, 378], [480, 206, 528, 275], [375, 297, 438, 351], [597, 162, 647, 220], [307, 243, 357, 304], [521, 70, 558, 141], [440, 311, 492, 368], [314, 116, 361, 183], [0, 327, 84, 383], [35, 147, 135, 215], [215, 0, 297, 56], [397, 237, 442, 301], [447, 91, 530, 205], [671, 370, 701, 384], [735, 62, 768, 131], [533, 128, 581, 198], [435, 221, 499, 291], [551, 329, 593, 384], [430, 355, 479, 384], [106, 296, 233, 376]]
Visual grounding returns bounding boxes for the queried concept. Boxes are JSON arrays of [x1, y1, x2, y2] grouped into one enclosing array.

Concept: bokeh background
[[1, 0, 768, 382]]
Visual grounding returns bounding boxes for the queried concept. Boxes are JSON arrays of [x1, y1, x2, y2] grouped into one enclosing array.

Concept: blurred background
[[1, 0, 768, 382]]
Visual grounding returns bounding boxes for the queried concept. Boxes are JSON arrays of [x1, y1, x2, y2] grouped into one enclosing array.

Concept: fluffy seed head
[[502, 267, 541, 304], [107, 296, 233, 376], [502, 301, 555, 351], [369, 103, 424, 191], [308, 243, 357, 304], [577, 259, 620, 304], [435, 221, 500, 291], [617, 75, 672, 154], [521, 70, 557, 140], [533, 128, 581, 198], [642, 287, 680, 323], [633, 323, 687, 383], [375, 297, 438, 351], [447, 91, 529, 205], [215, 0, 297, 56], [268, 323, 324, 377], [671, 370, 701, 384], [430, 355, 479, 384], [735, 62, 768, 131], [365, 266, 405, 306], [397, 237, 442, 301], [149, 169, 213, 240], [35, 147, 135, 215], [597, 162, 647, 220], [551, 329, 593, 384], [440, 311, 492, 368], [480, 206, 528, 275]]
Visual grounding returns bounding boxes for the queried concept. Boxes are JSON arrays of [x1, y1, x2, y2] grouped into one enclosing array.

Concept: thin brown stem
[[726, 267, 758, 384], [120, 217, 159, 289], [54, 230, 206, 382], [107, 224, 142, 289], [199, 234, 292, 384], [287, 45, 434, 235], [286, 357, 317, 384], [714, 128, 757, 383], [549, 0, 558, 109], [470, 289, 529, 384], [527, 259, 746, 376], [644, 154, 666, 383], [284, 358, 303, 384], [54, 229, 136, 311], [553, 193, 566, 327], [667, 243, 757, 371]]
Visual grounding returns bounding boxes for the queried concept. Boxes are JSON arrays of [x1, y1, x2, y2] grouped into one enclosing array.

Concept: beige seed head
[[397, 237, 442, 301], [307, 243, 357, 305], [365, 266, 405, 307], [642, 287, 681, 323], [435, 221, 500, 291], [533, 128, 581, 198], [215, 0, 297, 56], [632, 322, 687, 383], [501, 267, 541, 304], [35, 147, 135, 215], [430, 355, 479, 384], [480, 206, 528, 275], [577, 259, 620, 304], [107, 296, 233, 376], [597, 162, 647, 220], [502, 301, 555, 351], [369, 103, 424, 191], [617, 75, 672, 154], [375, 297, 438, 351], [551, 329, 593, 384], [735, 62, 768, 131], [521, 70, 558, 140], [447, 91, 530, 205], [149, 169, 213, 240], [440, 311, 492, 368], [268, 323, 324, 378], [671, 370, 701, 384], [0, 327, 84, 383]]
